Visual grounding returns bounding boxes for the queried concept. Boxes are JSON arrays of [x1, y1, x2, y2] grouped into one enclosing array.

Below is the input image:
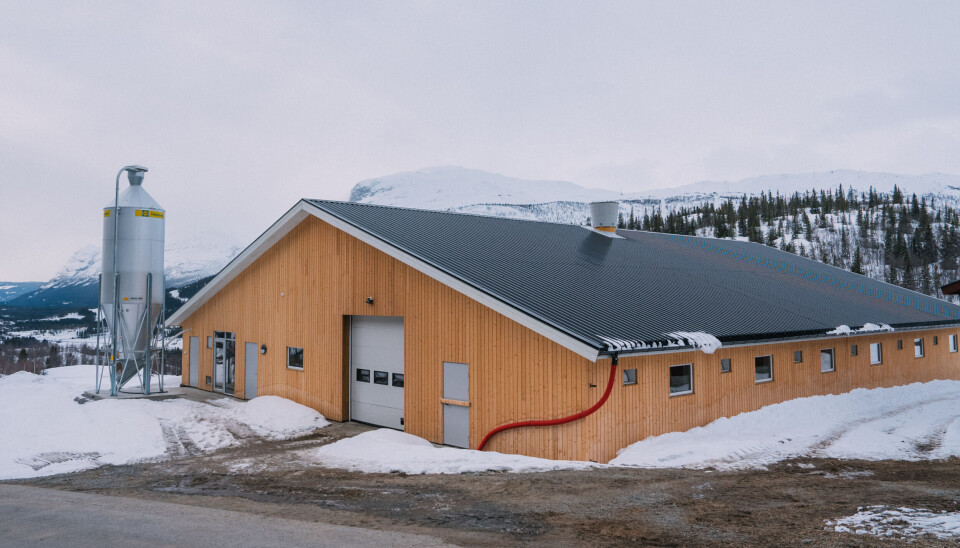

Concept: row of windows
[[622, 334, 959, 396], [355, 368, 404, 387]]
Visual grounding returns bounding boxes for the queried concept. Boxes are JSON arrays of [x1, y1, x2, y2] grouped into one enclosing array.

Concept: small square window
[[851, 344, 858, 356], [392, 373, 404, 387], [950, 334, 958, 353], [720, 358, 731, 373], [356, 368, 370, 382], [897, 340, 903, 350], [914, 338, 924, 358], [374, 371, 389, 385], [933, 336, 938, 345], [755, 355, 773, 383], [287, 346, 304, 370], [669, 364, 693, 395], [870, 342, 882, 365], [794, 350, 803, 363], [623, 368, 637, 385], [820, 348, 835, 373]]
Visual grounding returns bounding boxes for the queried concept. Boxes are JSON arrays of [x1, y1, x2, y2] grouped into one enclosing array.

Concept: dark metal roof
[[308, 200, 960, 352]]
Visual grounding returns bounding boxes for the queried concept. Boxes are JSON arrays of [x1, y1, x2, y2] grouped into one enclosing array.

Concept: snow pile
[[611, 380, 960, 470], [216, 395, 329, 440], [665, 331, 722, 354], [828, 324, 894, 335], [0, 365, 327, 479], [828, 506, 960, 540], [311, 429, 597, 474]]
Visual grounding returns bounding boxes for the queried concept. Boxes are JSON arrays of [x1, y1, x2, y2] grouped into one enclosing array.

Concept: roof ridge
[[307, 199, 595, 227]]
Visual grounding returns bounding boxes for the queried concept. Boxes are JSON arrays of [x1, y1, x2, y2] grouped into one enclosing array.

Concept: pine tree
[[851, 247, 864, 275]]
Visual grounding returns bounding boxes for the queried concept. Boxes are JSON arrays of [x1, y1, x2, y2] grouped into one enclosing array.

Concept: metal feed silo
[[97, 165, 166, 396]]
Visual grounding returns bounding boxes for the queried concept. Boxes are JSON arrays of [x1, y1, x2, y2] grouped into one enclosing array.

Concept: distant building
[[168, 200, 960, 461]]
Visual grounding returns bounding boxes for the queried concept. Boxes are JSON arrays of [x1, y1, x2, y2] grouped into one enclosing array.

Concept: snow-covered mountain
[[350, 166, 960, 224], [9, 235, 243, 309], [349, 166, 627, 210]]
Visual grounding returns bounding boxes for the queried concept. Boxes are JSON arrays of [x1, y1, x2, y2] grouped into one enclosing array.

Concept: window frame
[[914, 338, 924, 358], [820, 348, 836, 373], [286, 346, 304, 371], [720, 358, 731, 373], [623, 368, 637, 385], [870, 342, 882, 365], [754, 355, 774, 384], [951, 334, 958, 353], [850, 344, 858, 356], [793, 350, 803, 363], [668, 363, 694, 396]]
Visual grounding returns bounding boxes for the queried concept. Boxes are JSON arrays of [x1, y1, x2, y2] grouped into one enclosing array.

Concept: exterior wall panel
[[179, 216, 960, 462]]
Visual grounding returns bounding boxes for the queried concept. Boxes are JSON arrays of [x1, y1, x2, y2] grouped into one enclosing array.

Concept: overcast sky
[[2, 1, 959, 281]]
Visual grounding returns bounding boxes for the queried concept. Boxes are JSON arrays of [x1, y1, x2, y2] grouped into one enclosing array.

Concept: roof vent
[[589, 201, 619, 233]]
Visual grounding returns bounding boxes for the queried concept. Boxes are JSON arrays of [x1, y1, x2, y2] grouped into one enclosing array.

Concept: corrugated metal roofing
[[308, 200, 960, 352]]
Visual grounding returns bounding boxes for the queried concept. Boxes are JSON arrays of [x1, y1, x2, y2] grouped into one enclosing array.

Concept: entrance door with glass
[[213, 331, 236, 395]]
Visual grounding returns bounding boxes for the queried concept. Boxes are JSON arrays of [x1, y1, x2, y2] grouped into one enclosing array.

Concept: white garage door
[[350, 316, 404, 430]]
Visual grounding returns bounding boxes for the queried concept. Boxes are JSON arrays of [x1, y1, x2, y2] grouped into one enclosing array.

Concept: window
[[669, 364, 693, 395], [356, 368, 370, 382], [392, 373, 404, 387], [374, 370, 389, 385], [623, 369, 637, 385], [794, 350, 803, 363], [755, 355, 773, 383], [933, 336, 939, 345], [851, 344, 858, 356], [287, 346, 304, 370], [720, 358, 731, 373], [870, 342, 882, 365], [820, 348, 835, 373], [897, 340, 903, 350], [914, 338, 924, 358], [951, 334, 958, 353]]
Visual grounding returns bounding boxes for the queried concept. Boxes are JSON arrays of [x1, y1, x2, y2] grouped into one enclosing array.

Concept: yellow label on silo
[[103, 210, 111, 217], [135, 210, 164, 219]]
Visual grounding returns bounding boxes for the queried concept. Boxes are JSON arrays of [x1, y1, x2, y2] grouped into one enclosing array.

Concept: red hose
[[477, 361, 619, 451]]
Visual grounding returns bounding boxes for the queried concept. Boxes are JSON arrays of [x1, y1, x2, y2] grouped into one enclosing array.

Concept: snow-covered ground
[[0, 365, 328, 480], [3, 364, 959, 480], [308, 429, 597, 474], [612, 380, 960, 470], [828, 506, 960, 540]]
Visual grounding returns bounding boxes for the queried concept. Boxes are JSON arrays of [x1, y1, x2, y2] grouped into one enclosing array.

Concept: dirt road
[[9, 423, 960, 546]]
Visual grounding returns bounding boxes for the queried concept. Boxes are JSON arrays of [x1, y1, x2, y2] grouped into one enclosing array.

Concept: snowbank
[[311, 429, 597, 474], [213, 395, 330, 440], [829, 506, 960, 540], [0, 365, 327, 479], [611, 380, 960, 470]]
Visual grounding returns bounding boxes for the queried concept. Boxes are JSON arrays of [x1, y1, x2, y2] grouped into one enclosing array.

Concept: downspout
[[477, 353, 619, 451]]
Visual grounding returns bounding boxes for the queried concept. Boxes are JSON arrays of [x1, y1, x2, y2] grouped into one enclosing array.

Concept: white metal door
[[189, 336, 199, 387], [350, 316, 404, 430], [443, 362, 469, 448], [244, 342, 258, 399]]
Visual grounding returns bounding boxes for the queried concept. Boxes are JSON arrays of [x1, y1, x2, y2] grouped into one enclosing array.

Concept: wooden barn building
[[168, 200, 960, 462]]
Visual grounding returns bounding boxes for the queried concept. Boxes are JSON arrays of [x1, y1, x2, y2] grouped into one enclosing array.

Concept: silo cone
[[101, 174, 165, 390]]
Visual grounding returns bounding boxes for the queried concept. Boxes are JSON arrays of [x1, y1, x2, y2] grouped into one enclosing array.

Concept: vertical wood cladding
[[179, 216, 960, 462]]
